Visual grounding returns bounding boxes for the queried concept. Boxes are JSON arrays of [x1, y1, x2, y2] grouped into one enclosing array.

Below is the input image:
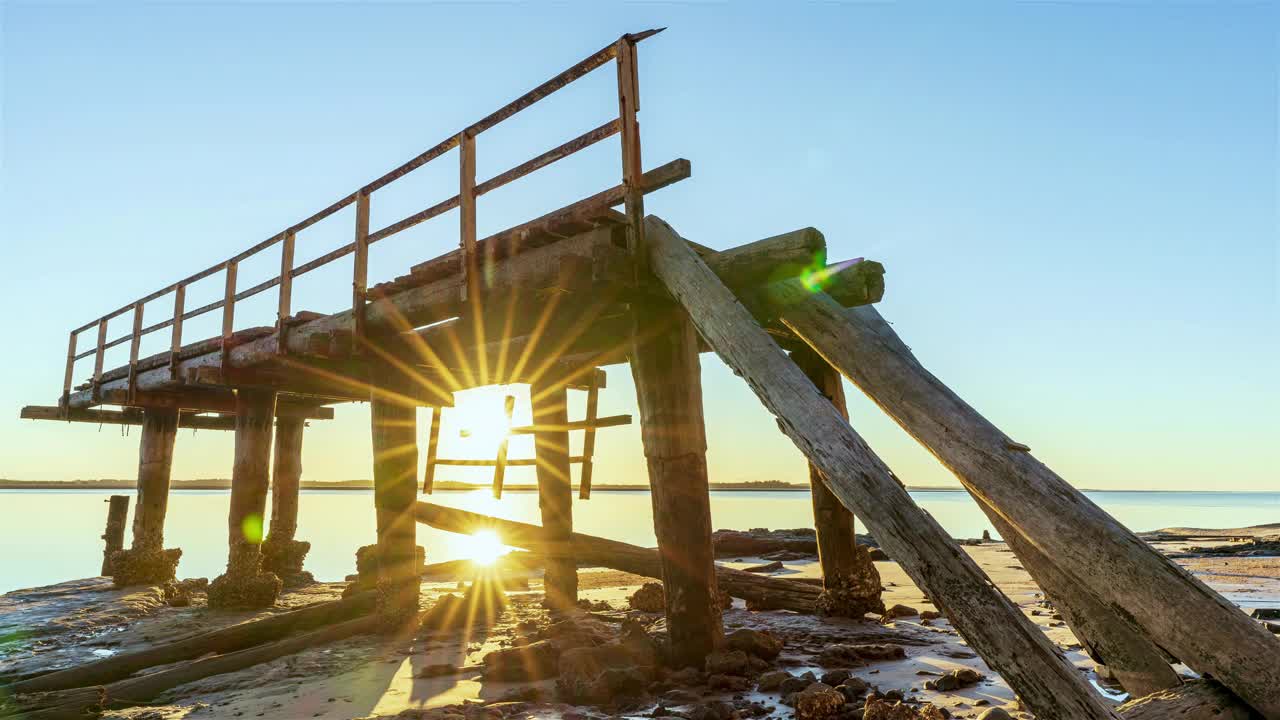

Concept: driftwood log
[[8, 615, 379, 720], [99, 496, 129, 576], [413, 502, 822, 613], [6, 592, 376, 694], [640, 215, 1115, 720], [765, 291, 1280, 716]]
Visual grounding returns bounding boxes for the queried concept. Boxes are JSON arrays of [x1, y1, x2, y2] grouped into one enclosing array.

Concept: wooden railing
[[61, 29, 661, 409]]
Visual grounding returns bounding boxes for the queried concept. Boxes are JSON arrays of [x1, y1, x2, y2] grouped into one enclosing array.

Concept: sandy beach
[[3, 526, 1276, 720]]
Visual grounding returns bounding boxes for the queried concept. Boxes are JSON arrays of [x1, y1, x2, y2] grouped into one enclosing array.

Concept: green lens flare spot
[[241, 514, 264, 544]]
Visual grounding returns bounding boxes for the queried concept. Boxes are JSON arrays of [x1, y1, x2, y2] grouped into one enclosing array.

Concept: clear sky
[[2, 2, 1276, 492]]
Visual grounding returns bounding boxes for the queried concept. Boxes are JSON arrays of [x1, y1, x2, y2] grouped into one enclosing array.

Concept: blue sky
[[2, 1, 1276, 491]]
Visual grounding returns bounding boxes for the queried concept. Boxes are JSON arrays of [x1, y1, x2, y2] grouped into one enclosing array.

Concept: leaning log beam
[[768, 295, 1280, 716], [985, 509, 1181, 697], [413, 502, 822, 613], [640, 215, 1114, 720], [5, 593, 376, 694]]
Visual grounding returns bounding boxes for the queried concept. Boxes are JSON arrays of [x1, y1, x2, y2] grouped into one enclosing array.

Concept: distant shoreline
[[0, 480, 1271, 494], [0, 478, 963, 492]]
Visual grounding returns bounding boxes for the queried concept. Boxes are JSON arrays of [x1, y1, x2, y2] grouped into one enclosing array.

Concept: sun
[[448, 389, 516, 458], [464, 529, 509, 566]]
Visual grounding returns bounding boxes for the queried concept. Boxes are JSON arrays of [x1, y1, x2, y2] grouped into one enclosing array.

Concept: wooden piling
[[133, 408, 177, 552], [369, 387, 420, 626], [207, 389, 282, 609], [100, 495, 129, 576], [268, 417, 305, 544], [530, 381, 577, 612], [263, 416, 309, 579], [629, 297, 724, 667], [791, 348, 883, 617]]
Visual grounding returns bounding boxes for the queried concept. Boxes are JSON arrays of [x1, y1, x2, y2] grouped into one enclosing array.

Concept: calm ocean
[[2, 489, 1276, 594]]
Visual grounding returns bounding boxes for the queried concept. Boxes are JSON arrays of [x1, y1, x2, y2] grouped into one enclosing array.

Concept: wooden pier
[[15, 30, 1280, 720]]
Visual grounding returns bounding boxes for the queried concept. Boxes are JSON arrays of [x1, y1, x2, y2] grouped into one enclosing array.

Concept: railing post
[[491, 394, 516, 498], [615, 36, 645, 268], [277, 229, 296, 355], [459, 131, 479, 304], [578, 369, 603, 499], [127, 301, 145, 402], [92, 318, 108, 402], [422, 406, 442, 494], [221, 260, 238, 368], [170, 283, 185, 380], [352, 191, 370, 352], [62, 331, 78, 413]]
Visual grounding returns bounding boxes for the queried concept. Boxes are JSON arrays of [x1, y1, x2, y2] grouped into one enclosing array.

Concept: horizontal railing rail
[[61, 29, 662, 409]]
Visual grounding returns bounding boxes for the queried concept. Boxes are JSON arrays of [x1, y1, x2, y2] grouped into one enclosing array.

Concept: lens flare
[[240, 513, 264, 543], [466, 529, 508, 566]]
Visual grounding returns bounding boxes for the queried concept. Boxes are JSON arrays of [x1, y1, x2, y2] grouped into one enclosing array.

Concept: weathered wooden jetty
[[13, 30, 1280, 720]]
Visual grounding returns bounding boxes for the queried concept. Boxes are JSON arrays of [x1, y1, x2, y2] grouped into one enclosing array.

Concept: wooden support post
[[263, 416, 309, 580], [615, 35, 645, 265], [62, 330, 78, 410], [641, 215, 1114, 719], [208, 389, 281, 609], [791, 347, 883, 616], [491, 394, 516, 498], [100, 495, 129, 576], [276, 230, 296, 354], [772, 299, 1280, 713], [221, 260, 238, 366], [132, 407, 178, 553], [169, 283, 185, 379], [352, 191, 370, 349], [530, 381, 577, 612], [369, 377, 419, 626], [629, 297, 723, 667], [127, 301, 144, 401], [423, 406, 441, 494], [459, 131, 480, 305], [92, 318, 108, 397], [578, 369, 602, 499], [268, 417, 304, 545]]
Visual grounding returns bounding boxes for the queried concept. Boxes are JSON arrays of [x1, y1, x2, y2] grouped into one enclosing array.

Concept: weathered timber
[[207, 389, 281, 609], [413, 502, 822, 612], [267, 417, 304, 544], [629, 295, 723, 667], [12, 615, 380, 720], [369, 382, 420, 626], [769, 294, 1280, 716], [132, 408, 177, 552], [20, 405, 238, 430], [6, 593, 375, 694], [263, 416, 309, 579], [99, 496, 128, 576], [1118, 679, 1257, 720], [985, 509, 1180, 697], [641, 215, 1114, 720], [531, 381, 577, 611]]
